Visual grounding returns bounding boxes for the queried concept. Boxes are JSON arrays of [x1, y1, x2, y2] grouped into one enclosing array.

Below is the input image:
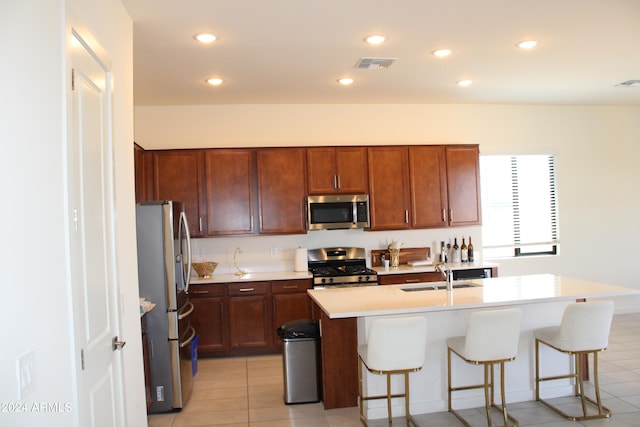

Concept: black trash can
[[277, 319, 321, 404]]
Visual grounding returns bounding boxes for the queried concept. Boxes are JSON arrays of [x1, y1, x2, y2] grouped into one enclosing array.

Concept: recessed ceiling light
[[457, 80, 473, 87], [206, 78, 223, 86], [517, 40, 538, 49], [195, 33, 217, 43], [365, 35, 387, 45], [432, 49, 452, 58], [337, 78, 354, 85]]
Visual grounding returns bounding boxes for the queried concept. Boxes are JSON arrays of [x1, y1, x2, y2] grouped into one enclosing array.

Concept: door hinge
[[80, 348, 85, 370], [71, 69, 75, 91]]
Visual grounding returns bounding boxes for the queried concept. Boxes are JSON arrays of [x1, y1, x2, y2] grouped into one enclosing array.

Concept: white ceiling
[[122, 0, 640, 106]]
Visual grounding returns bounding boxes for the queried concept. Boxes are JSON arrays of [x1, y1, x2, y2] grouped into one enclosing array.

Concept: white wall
[[0, 0, 144, 426], [135, 104, 640, 313]]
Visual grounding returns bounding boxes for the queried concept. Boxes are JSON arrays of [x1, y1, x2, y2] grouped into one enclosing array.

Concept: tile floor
[[148, 312, 640, 426]]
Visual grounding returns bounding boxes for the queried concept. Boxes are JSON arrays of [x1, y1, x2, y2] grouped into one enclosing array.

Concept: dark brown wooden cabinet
[[271, 279, 312, 345], [445, 145, 481, 226], [409, 146, 448, 228], [152, 150, 206, 237], [228, 282, 271, 349], [134, 143, 153, 203], [256, 148, 307, 234], [307, 147, 368, 194], [204, 149, 255, 236], [367, 146, 412, 230], [378, 272, 442, 285], [189, 284, 227, 356]]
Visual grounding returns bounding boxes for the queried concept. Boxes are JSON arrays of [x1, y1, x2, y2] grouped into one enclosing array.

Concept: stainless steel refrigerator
[[136, 201, 195, 413]]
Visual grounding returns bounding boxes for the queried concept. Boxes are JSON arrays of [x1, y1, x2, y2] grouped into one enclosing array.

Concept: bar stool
[[534, 300, 614, 421], [358, 316, 428, 426], [447, 308, 522, 427]]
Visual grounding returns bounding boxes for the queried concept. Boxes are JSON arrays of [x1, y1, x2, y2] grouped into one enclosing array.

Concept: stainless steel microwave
[[306, 194, 370, 230]]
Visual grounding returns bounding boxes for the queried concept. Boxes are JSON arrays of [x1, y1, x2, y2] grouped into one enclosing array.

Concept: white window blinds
[[480, 154, 558, 258]]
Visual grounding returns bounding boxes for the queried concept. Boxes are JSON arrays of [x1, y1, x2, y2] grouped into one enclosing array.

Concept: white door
[[67, 29, 125, 426]]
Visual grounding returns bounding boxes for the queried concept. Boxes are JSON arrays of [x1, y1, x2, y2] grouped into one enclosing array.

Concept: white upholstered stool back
[[542, 300, 614, 351], [363, 316, 428, 371], [459, 308, 522, 362]]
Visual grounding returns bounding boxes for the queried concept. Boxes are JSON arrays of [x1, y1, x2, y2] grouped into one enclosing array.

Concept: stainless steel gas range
[[308, 247, 378, 288]]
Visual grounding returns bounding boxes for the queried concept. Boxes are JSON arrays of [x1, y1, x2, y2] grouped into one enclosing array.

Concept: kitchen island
[[308, 274, 637, 418]]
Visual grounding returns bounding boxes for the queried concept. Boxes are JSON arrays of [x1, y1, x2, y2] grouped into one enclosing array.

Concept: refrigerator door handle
[[178, 301, 195, 320], [179, 325, 196, 348], [180, 211, 192, 293]]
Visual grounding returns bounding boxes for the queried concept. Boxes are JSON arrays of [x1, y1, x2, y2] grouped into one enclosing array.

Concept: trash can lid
[[277, 319, 319, 339]]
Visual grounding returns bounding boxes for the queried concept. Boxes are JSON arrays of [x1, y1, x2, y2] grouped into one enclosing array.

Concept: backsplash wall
[[191, 226, 483, 275]]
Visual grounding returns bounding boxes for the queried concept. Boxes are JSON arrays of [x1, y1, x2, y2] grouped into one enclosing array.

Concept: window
[[480, 154, 558, 258]]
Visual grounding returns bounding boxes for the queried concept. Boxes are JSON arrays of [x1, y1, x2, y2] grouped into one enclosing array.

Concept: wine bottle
[[452, 238, 461, 263], [461, 237, 468, 262], [439, 241, 447, 262], [446, 239, 452, 263], [468, 236, 474, 263]]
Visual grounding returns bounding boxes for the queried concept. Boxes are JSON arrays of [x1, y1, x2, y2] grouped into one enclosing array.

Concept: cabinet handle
[[405, 279, 420, 283], [333, 175, 338, 189], [442, 209, 447, 223], [199, 217, 203, 232], [449, 208, 453, 223], [336, 175, 341, 189], [405, 210, 409, 224], [239, 287, 255, 292], [192, 290, 209, 294], [283, 285, 299, 289]]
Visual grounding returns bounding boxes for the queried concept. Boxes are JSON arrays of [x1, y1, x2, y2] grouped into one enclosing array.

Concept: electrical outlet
[[269, 247, 278, 258], [17, 350, 35, 399]]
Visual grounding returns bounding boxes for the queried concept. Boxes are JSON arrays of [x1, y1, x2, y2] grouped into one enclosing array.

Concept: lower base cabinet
[[190, 279, 312, 357]]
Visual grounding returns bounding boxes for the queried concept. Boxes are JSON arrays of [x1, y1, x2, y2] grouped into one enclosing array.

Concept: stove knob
[[321, 278, 327, 284], [365, 276, 371, 281], [328, 277, 334, 284]]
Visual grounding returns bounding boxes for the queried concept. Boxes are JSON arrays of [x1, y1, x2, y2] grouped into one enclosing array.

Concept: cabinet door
[[445, 146, 481, 226], [271, 280, 312, 345], [228, 282, 271, 348], [307, 148, 337, 194], [189, 285, 227, 356], [204, 149, 255, 235], [409, 146, 448, 228], [256, 148, 307, 234], [335, 147, 368, 194], [307, 147, 368, 194], [367, 147, 411, 230], [153, 150, 205, 237]]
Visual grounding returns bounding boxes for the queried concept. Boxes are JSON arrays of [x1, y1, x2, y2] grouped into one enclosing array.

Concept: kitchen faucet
[[434, 262, 453, 291]]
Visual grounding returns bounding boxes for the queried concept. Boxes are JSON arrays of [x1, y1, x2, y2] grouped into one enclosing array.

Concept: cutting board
[[371, 247, 431, 267]]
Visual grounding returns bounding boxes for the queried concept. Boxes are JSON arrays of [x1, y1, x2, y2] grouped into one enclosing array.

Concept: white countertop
[[308, 274, 638, 319], [373, 261, 499, 275], [190, 270, 312, 284]]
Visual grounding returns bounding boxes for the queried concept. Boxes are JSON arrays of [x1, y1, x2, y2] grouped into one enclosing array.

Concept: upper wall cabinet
[[153, 150, 206, 237], [409, 146, 449, 228], [204, 149, 255, 236], [444, 145, 481, 226], [307, 147, 368, 194], [256, 148, 307, 234], [134, 144, 153, 203], [409, 145, 481, 228], [367, 146, 412, 230]]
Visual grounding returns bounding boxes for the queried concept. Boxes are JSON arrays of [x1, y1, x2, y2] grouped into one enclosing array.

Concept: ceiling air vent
[[615, 80, 640, 87], [355, 57, 398, 70]]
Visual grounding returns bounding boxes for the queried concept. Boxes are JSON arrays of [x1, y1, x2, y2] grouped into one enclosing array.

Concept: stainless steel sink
[[398, 282, 480, 292]]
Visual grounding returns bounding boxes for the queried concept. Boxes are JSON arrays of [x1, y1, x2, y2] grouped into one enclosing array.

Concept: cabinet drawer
[[228, 282, 268, 296], [378, 272, 441, 285], [189, 284, 225, 298], [271, 279, 312, 294]]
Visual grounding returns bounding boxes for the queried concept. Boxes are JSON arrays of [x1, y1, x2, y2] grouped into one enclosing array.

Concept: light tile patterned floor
[[148, 312, 640, 426]]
